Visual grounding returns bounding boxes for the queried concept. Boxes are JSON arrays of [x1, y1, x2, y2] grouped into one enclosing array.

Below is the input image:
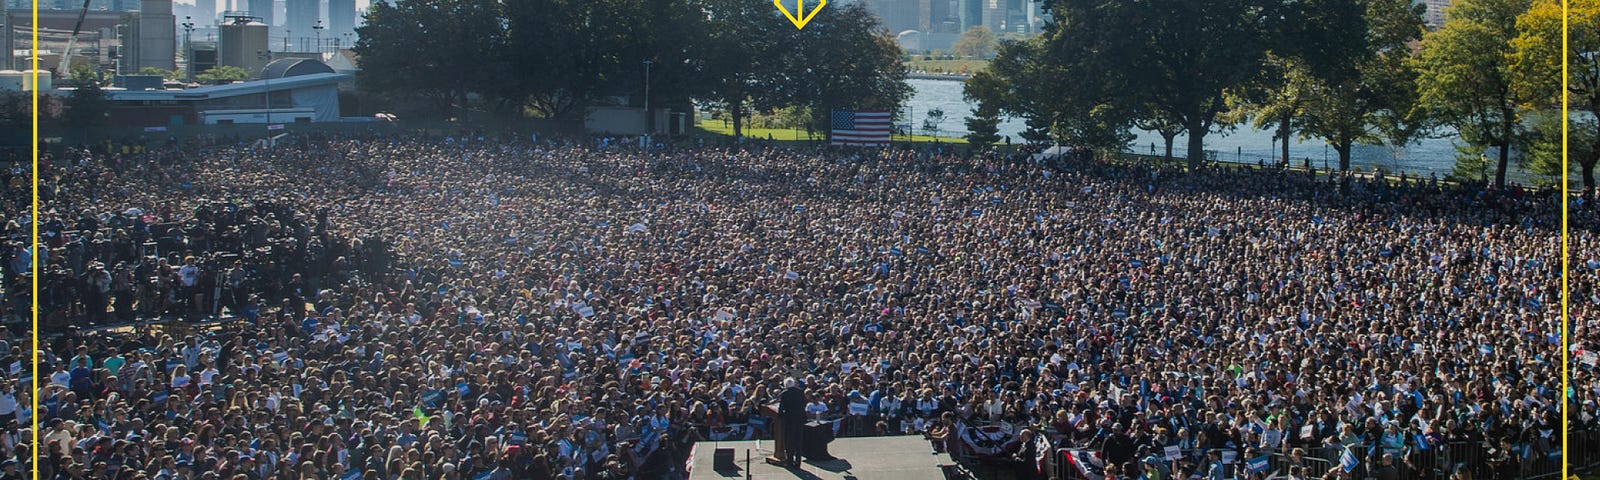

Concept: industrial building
[[216, 15, 270, 77], [247, 0, 272, 28], [99, 57, 347, 126], [128, 0, 176, 72]]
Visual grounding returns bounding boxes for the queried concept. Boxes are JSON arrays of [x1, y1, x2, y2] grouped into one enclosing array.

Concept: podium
[[761, 403, 791, 466], [802, 421, 836, 460]]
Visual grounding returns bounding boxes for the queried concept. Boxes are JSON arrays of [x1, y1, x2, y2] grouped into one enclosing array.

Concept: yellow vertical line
[[29, 0, 40, 477], [1560, 0, 1569, 478]]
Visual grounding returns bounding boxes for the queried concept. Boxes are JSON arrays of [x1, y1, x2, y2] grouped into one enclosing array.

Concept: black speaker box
[[713, 447, 737, 471]]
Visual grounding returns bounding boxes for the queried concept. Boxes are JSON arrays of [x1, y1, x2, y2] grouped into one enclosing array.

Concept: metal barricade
[[1438, 441, 1487, 480], [1575, 429, 1600, 475], [1051, 447, 1075, 480]]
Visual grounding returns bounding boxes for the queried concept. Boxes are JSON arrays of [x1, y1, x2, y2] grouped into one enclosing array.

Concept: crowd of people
[[6, 131, 1565, 480], [1567, 192, 1599, 477]]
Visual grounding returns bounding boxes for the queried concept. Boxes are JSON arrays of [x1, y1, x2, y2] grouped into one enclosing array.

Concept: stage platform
[[689, 435, 956, 480]]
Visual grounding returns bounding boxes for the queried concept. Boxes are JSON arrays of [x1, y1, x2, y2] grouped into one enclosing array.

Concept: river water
[[906, 78, 1546, 182]]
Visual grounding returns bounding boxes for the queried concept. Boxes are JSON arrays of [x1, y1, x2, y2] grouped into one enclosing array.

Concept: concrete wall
[[585, 107, 646, 135]]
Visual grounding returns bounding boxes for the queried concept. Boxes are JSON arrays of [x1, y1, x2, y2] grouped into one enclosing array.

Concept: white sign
[[1164, 445, 1182, 461]]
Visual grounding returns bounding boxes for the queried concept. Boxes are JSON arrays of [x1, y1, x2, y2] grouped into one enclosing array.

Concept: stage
[[688, 435, 956, 480]]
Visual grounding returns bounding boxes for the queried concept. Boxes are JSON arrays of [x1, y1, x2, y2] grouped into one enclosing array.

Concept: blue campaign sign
[[421, 390, 445, 408], [1246, 455, 1269, 473]]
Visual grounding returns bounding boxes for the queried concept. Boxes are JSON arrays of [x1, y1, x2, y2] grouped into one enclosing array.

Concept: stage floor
[[689, 435, 955, 480]]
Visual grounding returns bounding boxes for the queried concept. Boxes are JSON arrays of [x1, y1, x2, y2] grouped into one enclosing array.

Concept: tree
[[63, 82, 110, 128], [1511, 0, 1593, 189], [952, 25, 997, 59], [1019, 114, 1052, 144], [1521, 110, 1583, 184], [965, 106, 1002, 149], [355, 0, 505, 119], [69, 64, 105, 87], [1416, 0, 1532, 189], [196, 66, 251, 84], [1296, 0, 1428, 171], [698, 0, 779, 137], [964, 68, 1004, 149], [922, 107, 945, 137], [774, 2, 912, 137], [138, 67, 175, 79], [1036, 0, 1273, 168]]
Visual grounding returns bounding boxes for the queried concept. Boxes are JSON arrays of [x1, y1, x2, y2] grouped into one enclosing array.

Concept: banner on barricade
[[1063, 449, 1106, 480], [958, 423, 1019, 456], [1035, 433, 1051, 474]]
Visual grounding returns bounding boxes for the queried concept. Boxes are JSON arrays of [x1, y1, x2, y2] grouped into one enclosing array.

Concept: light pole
[[283, 29, 290, 51], [642, 59, 652, 145], [312, 20, 323, 54], [258, 50, 272, 128], [342, 32, 352, 50], [182, 16, 195, 83]]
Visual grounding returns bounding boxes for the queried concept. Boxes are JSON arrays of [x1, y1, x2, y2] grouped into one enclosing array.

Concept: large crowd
[[1568, 192, 1599, 477], [3, 132, 1564, 480]]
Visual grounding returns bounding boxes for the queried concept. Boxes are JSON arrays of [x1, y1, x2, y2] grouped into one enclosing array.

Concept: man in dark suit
[[779, 378, 808, 466]]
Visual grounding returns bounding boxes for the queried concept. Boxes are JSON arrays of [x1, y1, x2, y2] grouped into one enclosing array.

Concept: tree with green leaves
[[138, 67, 175, 79], [698, 0, 780, 137], [196, 66, 251, 84], [355, 0, 505, 119], [1510, 0, 1592, 189], [1036, 0, 1272, 168], [1521, 111, 1585, 185], [775, 2, 911, 138], [1415, 0, 1532, 188], [1295, 0, 1428, 171], [952, 26, 997, 59], [69, 64, 105, 87], [64, 81, 110, 128], [922, 107, 945, 137], [964, 68, 1004, 149], [965, 106, 1002, 150]]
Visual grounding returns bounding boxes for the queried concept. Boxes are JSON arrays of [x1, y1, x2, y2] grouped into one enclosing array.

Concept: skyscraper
[[248, 0, 273, 27], [958, 0, 982, 31], [327, 0, 353, 44], [867, 0, 925, 33], [135, 0, 176, 70], [195, 0, 216, 25], [982, 0, 1003, 32], [284, 0, 317, 51]]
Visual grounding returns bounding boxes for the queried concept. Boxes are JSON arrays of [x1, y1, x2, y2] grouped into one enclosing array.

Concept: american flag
[[830, 110, 891, 147]]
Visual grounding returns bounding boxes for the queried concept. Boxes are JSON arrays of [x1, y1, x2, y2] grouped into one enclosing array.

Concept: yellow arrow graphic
[[775, 0, 825, 30]]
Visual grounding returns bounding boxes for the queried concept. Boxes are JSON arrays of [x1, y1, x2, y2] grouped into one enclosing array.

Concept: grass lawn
[[904, 59, 989, 74], [692, 121, 970, 145]]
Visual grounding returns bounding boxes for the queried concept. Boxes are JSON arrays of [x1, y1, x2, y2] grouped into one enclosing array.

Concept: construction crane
[[57, 0, 96, 80]]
